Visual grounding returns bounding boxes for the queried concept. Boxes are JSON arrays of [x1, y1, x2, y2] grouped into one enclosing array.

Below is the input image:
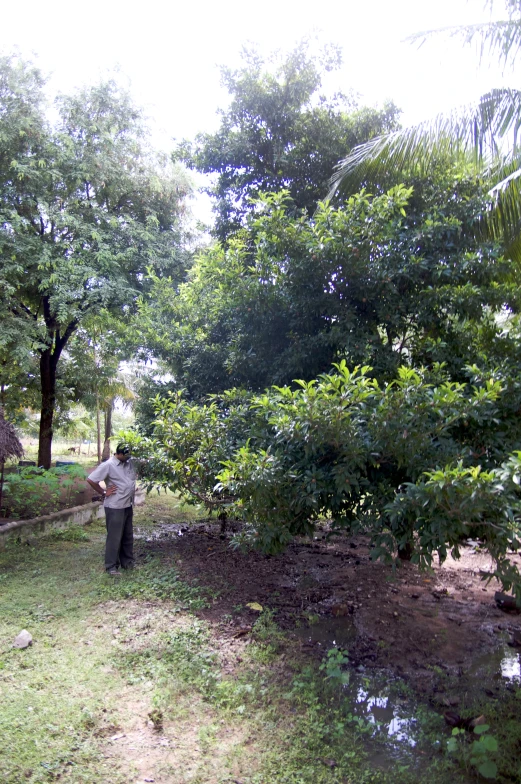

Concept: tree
[[175, 41, 401, 242], [329, 0, 521, 254], [64, 317, 140, 462], [139, 168, 517, 400], [129, 361, 521, 595], [0, 56, 192, 468]]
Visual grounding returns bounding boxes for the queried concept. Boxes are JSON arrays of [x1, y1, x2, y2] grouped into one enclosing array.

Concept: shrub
[[1, 465, 86, 519]]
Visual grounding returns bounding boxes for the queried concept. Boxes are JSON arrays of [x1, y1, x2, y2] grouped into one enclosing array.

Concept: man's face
[[116, 451, 131, 462]]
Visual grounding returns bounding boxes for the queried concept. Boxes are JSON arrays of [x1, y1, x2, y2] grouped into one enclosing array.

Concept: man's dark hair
[[115, 443, 131, 455]]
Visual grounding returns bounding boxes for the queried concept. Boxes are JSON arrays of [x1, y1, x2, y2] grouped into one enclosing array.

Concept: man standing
[[87, 443, 136, 576]]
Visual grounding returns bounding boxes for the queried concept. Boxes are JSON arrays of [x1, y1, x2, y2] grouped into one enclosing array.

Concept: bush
[[1, 465, 86, 519], [131, 361, 521, 595]]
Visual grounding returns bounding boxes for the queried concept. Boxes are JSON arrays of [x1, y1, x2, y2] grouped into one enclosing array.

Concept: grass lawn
[[0, 493, 516, 784]]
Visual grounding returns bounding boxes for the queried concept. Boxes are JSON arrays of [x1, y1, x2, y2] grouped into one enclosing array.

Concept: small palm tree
[[329, 0, 521, 254]]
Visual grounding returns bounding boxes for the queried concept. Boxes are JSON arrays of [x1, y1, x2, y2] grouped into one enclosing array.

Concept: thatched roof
[[0, 408, 24, 464]]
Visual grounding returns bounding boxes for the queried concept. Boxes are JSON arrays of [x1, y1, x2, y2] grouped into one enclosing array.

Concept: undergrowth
[[0, 493, 520, 784]]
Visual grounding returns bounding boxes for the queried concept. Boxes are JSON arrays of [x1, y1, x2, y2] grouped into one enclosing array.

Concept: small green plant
[[319, 647, 350, 685], [48, 526, 90, 542], [1, 464, 86, 519], [447, 724, 498, 779], [98, 557, 208, 608], [249, 609, 284, 663]]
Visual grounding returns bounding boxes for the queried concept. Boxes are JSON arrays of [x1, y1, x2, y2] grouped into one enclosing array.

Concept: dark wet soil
[[135, 518, 521, 702]]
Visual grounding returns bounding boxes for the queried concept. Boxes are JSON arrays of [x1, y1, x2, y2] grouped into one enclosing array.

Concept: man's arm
[[87, 466, 117, 498], [86, 478, 117, 497]]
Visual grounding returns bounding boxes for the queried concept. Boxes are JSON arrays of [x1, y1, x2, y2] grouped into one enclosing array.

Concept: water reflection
[[354, 686, 417, 746], [500, 650, 521, 681], [294, 616, 357, 649]]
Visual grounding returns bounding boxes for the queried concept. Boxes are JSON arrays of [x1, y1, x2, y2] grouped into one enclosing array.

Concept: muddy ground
[[138, 517, 521, 701]]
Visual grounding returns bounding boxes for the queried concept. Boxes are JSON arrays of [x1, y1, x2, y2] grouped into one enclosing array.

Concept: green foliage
[[383, 453, 521, 591], [123, 388, 255, 513], [329, 3, 521, 258], [1, 464, 85, 519], [447, 724, 499, 780], [175, 40, 400, 242], [136, 358, 521, 594], [0, 55, 191, 467], [319, 648, 350, 685], [140, 174, 514, 398]]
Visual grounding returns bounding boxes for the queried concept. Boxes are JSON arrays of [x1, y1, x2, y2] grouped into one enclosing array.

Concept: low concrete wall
[[0, 487, 146, 549]]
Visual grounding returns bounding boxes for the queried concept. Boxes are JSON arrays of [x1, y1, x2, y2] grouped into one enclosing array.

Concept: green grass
[[1, 493, 520, 784]]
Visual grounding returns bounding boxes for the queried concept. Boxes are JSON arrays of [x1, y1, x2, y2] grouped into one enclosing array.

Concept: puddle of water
[[294, 618, 418, 748], [500, 649, 521, 680], [293, 616, 357, 649], [294, 616, 521, 772], [467, 646, 521, 685], [350, 682, 417, 746]]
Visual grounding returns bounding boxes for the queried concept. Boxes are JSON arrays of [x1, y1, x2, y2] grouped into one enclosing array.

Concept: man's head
[[115, 443, 131, 462]]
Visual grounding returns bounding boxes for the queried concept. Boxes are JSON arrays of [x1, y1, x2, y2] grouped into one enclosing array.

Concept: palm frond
[[329, 89, 521, 198], [483, 155, 521, 249], [408, 19, 521, 69]]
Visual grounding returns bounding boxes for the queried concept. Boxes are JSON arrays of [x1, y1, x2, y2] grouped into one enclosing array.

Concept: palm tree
[[329, 1, 521, 254]]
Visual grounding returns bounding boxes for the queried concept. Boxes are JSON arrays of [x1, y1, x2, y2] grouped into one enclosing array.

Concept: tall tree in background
[[65, 319, 140, 462], [175, 41, 401, 242], [329, 0, 521, 254], [0, 56, 192, 468], [139, 166, 518, 400]]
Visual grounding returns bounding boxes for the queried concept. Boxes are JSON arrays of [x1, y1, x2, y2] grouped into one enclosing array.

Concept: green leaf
[[478, 760, 498, 779], [481, 735, 498, 752]]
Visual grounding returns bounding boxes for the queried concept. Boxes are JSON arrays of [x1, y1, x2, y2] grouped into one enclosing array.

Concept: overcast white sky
[[1, 0, 518, 220], [2, 0, 518, 134]]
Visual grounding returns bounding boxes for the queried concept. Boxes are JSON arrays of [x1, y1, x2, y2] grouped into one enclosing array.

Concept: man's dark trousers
[[105, 506, 134, 571]]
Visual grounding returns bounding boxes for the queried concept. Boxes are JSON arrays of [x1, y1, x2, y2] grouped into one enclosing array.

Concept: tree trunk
[[38, 349, 58, 469], [101, 400, 113, 462], [96, 398, 101, 464], [0, 460, 5, 515], [37, 304, 78, 470], [104, 401, 113, 441]]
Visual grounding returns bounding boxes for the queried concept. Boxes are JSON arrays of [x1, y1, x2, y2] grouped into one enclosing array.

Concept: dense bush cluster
[[127, 359, 521, 595]]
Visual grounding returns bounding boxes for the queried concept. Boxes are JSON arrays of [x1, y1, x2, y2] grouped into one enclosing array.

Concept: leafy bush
[[1, 465, 86, 519], [130, 360, 521, 594]]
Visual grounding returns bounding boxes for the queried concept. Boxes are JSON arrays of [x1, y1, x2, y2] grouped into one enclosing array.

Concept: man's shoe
[[107, 568, 122, 577]]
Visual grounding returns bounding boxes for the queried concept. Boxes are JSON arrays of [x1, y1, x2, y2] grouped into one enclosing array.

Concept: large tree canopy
[[0, 55, 192, 467], [138, 165, 518, 399], [175, 41, 401, 242]]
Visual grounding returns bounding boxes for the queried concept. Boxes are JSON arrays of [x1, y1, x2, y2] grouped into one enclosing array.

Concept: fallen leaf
[[246, 602, 263, 612]]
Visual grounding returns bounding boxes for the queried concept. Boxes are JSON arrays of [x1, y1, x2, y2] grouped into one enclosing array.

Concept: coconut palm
[[329, 1, 521, 254]]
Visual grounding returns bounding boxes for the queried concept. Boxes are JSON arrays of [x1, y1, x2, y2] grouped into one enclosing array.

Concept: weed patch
[[97, 556, 208, 608]]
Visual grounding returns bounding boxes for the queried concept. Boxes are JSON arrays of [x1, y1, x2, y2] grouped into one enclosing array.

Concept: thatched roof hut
[[0, 408, 24, 516], [0, 408, 23, 464]]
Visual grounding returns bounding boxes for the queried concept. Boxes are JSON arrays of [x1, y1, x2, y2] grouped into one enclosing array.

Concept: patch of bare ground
[[100, 692, 251, 784], [91, 600, 257, 784], [137, 520, 521, 696]]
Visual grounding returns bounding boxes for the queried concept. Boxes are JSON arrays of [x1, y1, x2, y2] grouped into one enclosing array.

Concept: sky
[[1, 0, 518, 218]]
